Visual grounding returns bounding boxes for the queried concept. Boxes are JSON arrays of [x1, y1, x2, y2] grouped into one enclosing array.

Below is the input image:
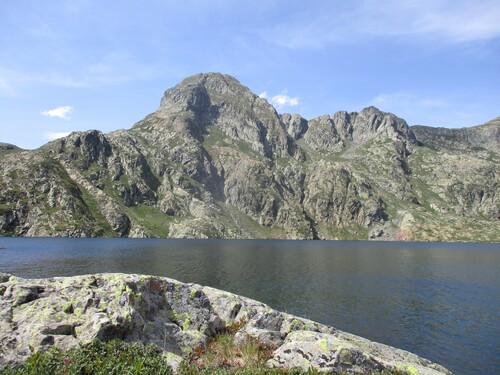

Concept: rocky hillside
[[0, 272, 451, 374], [0, 73, 498, 241]]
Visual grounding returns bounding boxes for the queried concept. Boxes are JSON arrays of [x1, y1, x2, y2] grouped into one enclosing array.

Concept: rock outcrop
[[0, 73, 498, 241], [0, 272, 451, 374], [411, 117, 500, 152]]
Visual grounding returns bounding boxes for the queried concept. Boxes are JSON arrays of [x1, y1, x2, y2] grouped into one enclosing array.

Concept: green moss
[[182, 312, 191, 331], [290, 319, 311, 332], [317, 338, 329, 354], [114, 287, 125, 300], [169, 309, 178, 323]]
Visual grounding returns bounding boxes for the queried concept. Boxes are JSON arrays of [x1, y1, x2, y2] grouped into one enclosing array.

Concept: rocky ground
[[0, 73, 498, 241], [0, 272, 451, 374]]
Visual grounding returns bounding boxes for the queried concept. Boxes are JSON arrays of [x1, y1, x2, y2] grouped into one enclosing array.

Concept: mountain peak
[[359, 106, 382, 114], [158, 73, 253, 114], [176, 72, 242, 87], [138, 73, 292, 158]]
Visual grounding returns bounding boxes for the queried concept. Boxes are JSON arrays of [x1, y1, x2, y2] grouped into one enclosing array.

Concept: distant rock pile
[[0, 272, 451, 374]]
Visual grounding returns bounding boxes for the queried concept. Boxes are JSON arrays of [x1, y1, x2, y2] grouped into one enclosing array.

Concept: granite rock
[[0, 272, 451, 374]]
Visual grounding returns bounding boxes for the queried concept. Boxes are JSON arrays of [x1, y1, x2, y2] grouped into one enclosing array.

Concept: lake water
[[0, 238, 498, 374]]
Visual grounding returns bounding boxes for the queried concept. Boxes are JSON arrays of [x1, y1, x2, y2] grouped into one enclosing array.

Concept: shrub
[[0, 340, 172, 375]]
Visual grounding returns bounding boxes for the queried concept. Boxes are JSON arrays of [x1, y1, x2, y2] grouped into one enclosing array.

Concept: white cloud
[[272, 93, 299, 107], [41, 106, 73, 119], [259, 90, 300, 109], [263, 90, 300, 109], [44, 132, 71, 140]]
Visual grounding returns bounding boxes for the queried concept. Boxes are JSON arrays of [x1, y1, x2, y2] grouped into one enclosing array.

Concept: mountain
[[0, 73, 498, 241]]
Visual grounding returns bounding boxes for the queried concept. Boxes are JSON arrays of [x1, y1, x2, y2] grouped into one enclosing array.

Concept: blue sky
[[1, 0, 499, 149]]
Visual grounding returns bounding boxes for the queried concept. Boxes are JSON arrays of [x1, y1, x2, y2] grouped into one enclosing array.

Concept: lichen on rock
[[0, 272, 451, 374]]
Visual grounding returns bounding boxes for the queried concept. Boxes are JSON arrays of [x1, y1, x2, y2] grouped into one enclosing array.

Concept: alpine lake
[[0, 238, 498, 375]]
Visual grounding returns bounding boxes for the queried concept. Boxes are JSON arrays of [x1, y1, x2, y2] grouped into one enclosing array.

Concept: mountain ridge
[[1, 73, 498, 241]]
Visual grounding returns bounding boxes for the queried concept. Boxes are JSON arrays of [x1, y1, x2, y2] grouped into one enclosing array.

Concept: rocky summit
[[0, 73, 498, 241], [0, 272, 451, 374]]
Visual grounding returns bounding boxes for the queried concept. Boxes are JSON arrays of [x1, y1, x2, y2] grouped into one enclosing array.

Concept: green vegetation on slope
[[0, 336, 410, 375], [0, 340, 172, 375], [126, 204, 175, 237], [80, 187, 117, 237]]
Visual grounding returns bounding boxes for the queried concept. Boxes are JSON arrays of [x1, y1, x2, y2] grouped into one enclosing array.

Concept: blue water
[[0, 238, 498, 374]]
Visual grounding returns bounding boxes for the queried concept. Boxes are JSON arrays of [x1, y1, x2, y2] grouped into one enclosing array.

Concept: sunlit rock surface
[[0, 272, 451, 374]]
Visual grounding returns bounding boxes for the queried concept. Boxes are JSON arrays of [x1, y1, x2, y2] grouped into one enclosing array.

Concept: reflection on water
[[0, 238, 498, 375]]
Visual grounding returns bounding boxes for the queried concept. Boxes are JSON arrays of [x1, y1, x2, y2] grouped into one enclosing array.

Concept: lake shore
[[0, 272, 451, 374]]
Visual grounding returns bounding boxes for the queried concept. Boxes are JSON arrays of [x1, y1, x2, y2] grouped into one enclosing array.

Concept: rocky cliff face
[[0, 73, 498, 241], [0, 272, 451, 374]]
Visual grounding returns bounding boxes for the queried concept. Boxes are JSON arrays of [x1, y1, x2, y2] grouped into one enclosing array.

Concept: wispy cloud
[[368, 91, 489, 127], [373, 92, 448, 111], [44, 132, 71, 141], [361, 0, 500, 42], [0, 50, 161, 95], [41, 106, 73, 119], [263, 0, 500, 49], [0, 67, 89, 92], [0, 75, 13, 95], [63, 0, 91, 14]]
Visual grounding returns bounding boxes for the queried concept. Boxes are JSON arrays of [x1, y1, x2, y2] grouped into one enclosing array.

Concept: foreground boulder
[[0, 272, 451, 374]]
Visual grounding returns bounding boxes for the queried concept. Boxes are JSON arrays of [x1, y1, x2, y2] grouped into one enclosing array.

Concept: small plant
[[0, 340, 172, 375], [192, 332, 240, 368], [240, 338, 260, 365], [188, 325, 277, 372], [215, 332, 236, 360]]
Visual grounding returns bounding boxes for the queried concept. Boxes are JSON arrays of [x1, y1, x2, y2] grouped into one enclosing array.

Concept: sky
[[1, 0, 499, 150]]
